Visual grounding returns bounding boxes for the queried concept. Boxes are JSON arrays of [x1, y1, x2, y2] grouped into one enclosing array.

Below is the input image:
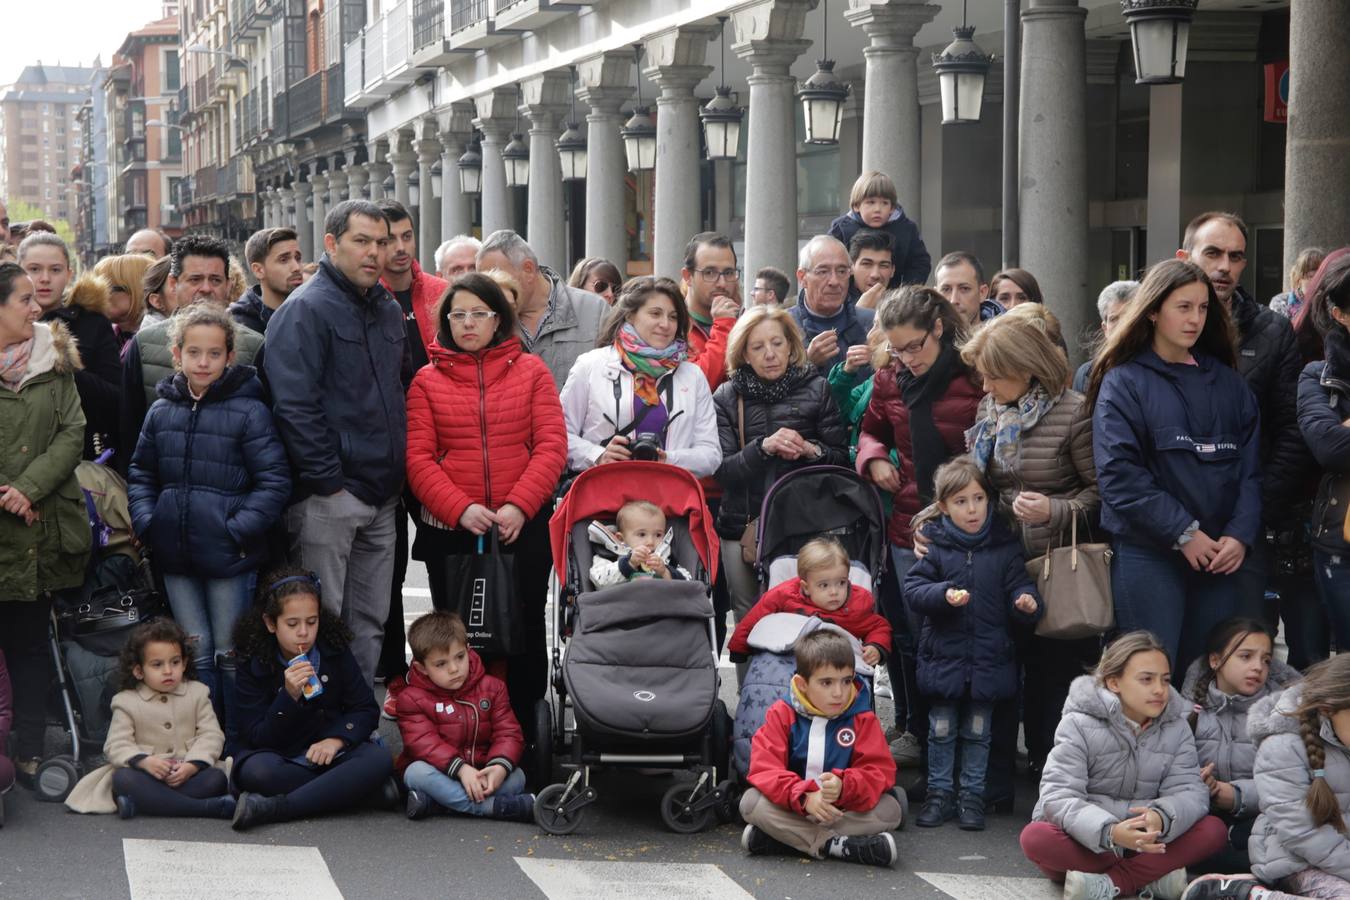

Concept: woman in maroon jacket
[[405, 273, 567, 731], [856, 286, 982, 768]]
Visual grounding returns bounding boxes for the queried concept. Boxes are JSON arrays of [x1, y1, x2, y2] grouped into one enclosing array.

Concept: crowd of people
[[1, 178, 1350, 897]]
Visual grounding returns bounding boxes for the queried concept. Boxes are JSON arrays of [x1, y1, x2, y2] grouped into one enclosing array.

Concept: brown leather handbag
[[1025, 501, 1115, 639]]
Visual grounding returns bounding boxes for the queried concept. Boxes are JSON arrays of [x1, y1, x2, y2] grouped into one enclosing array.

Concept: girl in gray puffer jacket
[[1181, 618, 1301, 875], [1021, 632, 1226, 900]]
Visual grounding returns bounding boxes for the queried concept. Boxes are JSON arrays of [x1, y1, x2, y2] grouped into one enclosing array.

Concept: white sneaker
[[889, 732, 921, 766], [1140, 868, 1189, 900], [874, 665, 893, 699], [1064, 870, 1120, 900]]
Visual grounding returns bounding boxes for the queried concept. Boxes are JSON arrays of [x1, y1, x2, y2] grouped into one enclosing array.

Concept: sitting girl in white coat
[[1021, 630, 1227, 900], [559, 277, 721, 478]]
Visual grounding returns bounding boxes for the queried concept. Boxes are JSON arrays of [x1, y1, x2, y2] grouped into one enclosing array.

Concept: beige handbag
[[1026, 502, 1115, 640]]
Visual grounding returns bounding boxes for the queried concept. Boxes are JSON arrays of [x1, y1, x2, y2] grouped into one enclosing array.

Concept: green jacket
[[0, 321, 92, 600], [827, 361, 896, 514]]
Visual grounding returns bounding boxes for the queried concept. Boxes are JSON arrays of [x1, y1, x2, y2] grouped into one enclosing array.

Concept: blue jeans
[[1314, 549, 1350, 653], [927, 698, 994, 797], [1110, 540, 1265, 677], [163, 572, 255, 728], [403, 761, 528, 816]]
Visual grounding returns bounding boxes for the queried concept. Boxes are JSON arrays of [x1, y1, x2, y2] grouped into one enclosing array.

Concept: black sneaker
[[231, 792, 288, 831], [406, 789, 436, 821], [491, 792, 538, 823], [740, 824, 795, 856], [828, 833, 897, 868], [115, 794, 136, 820], [915, 789, 956, 827], [1179, 875, 1261, 900], [957, 792, 985, 831]]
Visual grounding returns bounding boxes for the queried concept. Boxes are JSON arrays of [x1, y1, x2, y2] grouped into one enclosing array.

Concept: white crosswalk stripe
[[915, 872, 1062, 899], [514, 858, 755, 899], [123, 839, 344, 899]]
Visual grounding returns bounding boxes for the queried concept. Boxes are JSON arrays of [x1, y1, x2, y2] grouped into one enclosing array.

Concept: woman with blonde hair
[[93, 253, 153, 352]]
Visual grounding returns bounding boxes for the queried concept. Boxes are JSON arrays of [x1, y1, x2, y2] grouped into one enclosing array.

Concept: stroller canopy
[[550, 462, 720, 582], [756, 465, 888, 577]]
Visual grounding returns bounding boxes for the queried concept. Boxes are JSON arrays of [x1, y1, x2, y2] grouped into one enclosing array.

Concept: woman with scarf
[[712, 305, 850, 633], [857, 286, 982, 772], [959, 311, 1099, 779], [0, 262, 91, 784], [560, 276, 720, 478]]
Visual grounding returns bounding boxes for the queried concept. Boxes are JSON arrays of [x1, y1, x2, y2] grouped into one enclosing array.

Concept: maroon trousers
[[1020, 817, 1229, 895]]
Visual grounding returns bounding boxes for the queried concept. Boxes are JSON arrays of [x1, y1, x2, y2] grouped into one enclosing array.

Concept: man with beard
[[681, 232, 742, 390], [378, 200, 447, 374], [232, 227, 304, 334]]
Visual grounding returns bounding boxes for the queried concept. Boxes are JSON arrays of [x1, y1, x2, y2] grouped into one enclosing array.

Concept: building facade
[[0, 64, 97, 227], [73, 65, 111, 266]]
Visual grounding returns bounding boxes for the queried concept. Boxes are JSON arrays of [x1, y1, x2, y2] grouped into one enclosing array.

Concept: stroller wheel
[[660, 782, 715, 834], [35, 756, 80, 803], [713, 779, 741, 825], [535, 782, 591, 836], [531, 700, 554, 790]]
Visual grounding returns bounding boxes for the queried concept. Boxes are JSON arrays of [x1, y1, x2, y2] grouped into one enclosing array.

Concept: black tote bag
[[440, 528, 525, 657]]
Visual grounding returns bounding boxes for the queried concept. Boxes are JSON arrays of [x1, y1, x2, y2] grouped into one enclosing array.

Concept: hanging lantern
[[932, 25, 993, 124], [701, 17, 744, 161], [1121, 0, 1198, 85], [408, 171, 420, 208], [457, 139, 482, 195], [502, 132, 530, 188], [556, 121, 587, 181], [620, 107, 658, 172], [797, 60, 849, 145], [430, 160, 443, 197]]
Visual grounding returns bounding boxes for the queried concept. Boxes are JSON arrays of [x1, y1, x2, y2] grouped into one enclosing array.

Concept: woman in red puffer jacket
[[406, 273, 567, 730]]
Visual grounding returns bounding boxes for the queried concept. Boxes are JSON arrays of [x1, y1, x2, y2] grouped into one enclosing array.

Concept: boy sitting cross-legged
[[396, 611, 535, 822], [739, 629, 903, 867]]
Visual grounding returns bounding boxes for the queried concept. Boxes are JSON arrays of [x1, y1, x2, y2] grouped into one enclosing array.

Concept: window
[[164, 50, 181, 93]]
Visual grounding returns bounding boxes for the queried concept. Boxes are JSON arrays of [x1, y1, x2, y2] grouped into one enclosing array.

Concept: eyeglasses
[[447, 310, 498, 324], [888, 331, 931, 359], [695, 267, 740, 283], [809, 265, 853, 280]]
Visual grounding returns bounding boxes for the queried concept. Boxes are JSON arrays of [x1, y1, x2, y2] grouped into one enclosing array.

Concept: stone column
[[576, 52, 634, 269], [844, 0, 939, 214], [521, 71, 571, 271], [1145, 84, 1183, 265], [346, 161, 370, 202], [310, 170, 330, 255], [327, 164, 348, 208], [438, 101, 477, 244], [733, 0, 815, 282], [292, 180, 313, 261], [645, 27, 715, 280], [367, 160, 391, 201], [390, 144, 417, 212], [474, 89, 520, 238], [277, 186, 294, 229], [260, 188, 274, 228], [415, 128, 444, 272], [1284, 2, 1350, 274], [1019, 0, 1089, 362]]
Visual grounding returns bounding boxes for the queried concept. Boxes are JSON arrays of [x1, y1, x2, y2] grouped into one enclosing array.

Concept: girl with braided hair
[[1184, 655, 1350, 898], [1181, 619, 1301, 876]]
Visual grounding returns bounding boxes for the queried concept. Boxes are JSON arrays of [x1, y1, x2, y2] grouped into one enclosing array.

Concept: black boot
[[915, 789, 956, 827], [957, 792, 985, 831], [231, 792, 289, 831]]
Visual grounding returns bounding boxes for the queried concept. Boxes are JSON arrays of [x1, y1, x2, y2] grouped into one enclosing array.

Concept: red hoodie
[[392, 649, 525, 777], [728, 580, 892, 657], [687, 315, 735, 392], [381, 260, 449, 353]]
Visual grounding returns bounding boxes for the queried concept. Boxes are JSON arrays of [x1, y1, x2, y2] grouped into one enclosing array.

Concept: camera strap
[[601, 372, 677, 446]]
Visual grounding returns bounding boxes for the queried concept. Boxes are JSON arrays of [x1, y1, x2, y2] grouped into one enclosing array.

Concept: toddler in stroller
[[534, 462, 734, 835], [588, 500, 691, 586]]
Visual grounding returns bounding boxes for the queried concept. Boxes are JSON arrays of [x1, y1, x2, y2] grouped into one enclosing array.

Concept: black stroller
[[533, 462, 734, 835]]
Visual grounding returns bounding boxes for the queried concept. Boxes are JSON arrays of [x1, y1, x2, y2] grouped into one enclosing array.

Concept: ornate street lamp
[[1121, 0, 1199, 84], [503, 85, 530, 188], [797, 0, 849, 144], [557, 65, 587, 181], [408, 170, 420, 208], [430, 160, 442, 197], [932, 3, 994, 125], [457, 135, 482, 195], [621, 44, 657, 172], [700, 17, 742, 161]]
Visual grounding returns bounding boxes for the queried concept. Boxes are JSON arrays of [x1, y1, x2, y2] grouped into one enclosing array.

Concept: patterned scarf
[[966, 381, 1059, 473], [0, 338, 34, 392], [615, 322, 686, 406], [731, 364, 813, 404]]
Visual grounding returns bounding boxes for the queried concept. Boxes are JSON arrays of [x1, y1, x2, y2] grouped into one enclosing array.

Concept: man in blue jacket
[[264, 199, 405, 687], [793, 235, 875, 375]]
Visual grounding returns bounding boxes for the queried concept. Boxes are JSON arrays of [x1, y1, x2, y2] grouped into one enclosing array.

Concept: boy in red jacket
[[395, 612, 534, 821], [740, 629, 902, 867], [729, 538, 891, 665]]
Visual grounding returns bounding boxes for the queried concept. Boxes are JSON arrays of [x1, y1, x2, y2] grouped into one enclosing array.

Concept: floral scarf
[[615, 322, 686, 406], [966, 381, 1059, 473], [0, 337, 34, 392]]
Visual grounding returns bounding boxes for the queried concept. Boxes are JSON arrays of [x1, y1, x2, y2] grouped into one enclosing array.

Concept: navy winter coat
[[903, 514, 1041, 702], [1298, 354, 1350, 555], [1093, 349, 1262, 550], [232, 638, 379, 761], [264, 255, 407, 506], [788, 292, 876, 375], [827, 208, 931, 287], [128, 366, 291, 577], [228, 285, 277, 335]]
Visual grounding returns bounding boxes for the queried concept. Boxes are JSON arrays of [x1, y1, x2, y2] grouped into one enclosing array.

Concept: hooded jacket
[[1297, 345, 1350, 555], [826, 208, 932, 287], [517, 267, 609, 391], [1181, 655, 1301, 819], [405, 336, 566, 530], [40, 273, 121, 459], [1032, 675, 1210, 852], [903, 514, 1041, 701], [227, 285, 278, 335], [0, 321, 91, 601], [1229, 286, 1306, 526], [380, 259, 448, 355], [1248, 684, 1350, 883], [391, 649, 525, 777], [728, 580, 892, 658], [264, 255, 407, 505], [128, 366, 291, 577], [748, 676, 893, 814], [1093, 348, 1262, 550]]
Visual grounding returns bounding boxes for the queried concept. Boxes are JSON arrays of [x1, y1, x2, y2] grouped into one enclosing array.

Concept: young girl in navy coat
[[228, 568, 394, 830], [904, 457, 1041, 832], [128, 305, 290, 734]]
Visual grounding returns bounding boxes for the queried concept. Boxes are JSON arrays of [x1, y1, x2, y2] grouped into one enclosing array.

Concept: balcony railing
[[386, 1, 410, 66], [363, 17, 386, 90], [344, 36, 364, 103], [259, 77, 270, 131], [413, 0, 444, 50], [450, 0, 488, 32], [196, 165, 217, 199], [220, 159, 237, 197], [178, 84, 190, 116], [273, 91, 288, 136], [325, 64, 345, 123], [290, 70, 324, 133], [193, 75, 208, 109]]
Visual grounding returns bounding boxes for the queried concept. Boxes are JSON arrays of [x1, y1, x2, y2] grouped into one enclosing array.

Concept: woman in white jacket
[[560, 276, 721, 478]]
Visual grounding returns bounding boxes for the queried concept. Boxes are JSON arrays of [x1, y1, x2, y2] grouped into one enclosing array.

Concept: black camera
[[630, 431, 663, 462]]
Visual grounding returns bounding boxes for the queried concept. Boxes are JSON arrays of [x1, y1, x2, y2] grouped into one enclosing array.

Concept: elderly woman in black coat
[[713, 305, 850, 644]]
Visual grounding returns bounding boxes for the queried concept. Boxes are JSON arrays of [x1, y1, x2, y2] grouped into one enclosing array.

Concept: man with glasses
[[849, 230, 895, 310], [681, 231, 743, 390], [750, 267, 790, 306], [792, 234, 875, 374]]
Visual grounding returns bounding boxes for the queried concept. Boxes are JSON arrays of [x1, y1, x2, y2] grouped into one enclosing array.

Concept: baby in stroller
[[588, 500, 692, 587]]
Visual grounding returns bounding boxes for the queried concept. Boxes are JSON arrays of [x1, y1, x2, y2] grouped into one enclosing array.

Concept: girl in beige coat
[[66, 620, 233, 818]]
